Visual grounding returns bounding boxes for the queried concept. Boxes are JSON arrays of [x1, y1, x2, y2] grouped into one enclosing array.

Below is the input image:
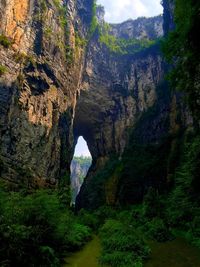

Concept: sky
[[74, 136, 91, 157], [97, 0, 163, 23]]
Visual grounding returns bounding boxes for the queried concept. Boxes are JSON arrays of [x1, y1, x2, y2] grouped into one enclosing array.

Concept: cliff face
[[74, 15, 164, 160], [70, 157, 92, 202], [110, 16, 163, 40], [0, 0, 92, 187], [75, 15, 169, 209], [162, 0, 175, 35], [75, 3, 191, 209], [0, 0, 185, 208]]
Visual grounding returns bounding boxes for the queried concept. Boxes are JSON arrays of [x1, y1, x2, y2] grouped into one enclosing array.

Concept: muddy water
[[145, 237, 200, 267], [64, 236, 200, 267], [63, 236, 102, 267]]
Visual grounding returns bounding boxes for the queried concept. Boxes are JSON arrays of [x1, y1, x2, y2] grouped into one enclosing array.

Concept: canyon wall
[[76, 0, 191, 209], [0, 0, 92, 187], [0, 0, 186, 209], [70, 156, 92, 202], [75, 15, 168, 208]]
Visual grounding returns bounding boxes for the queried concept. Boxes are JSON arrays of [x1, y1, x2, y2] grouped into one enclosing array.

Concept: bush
[[0, 186, 91, 266], [144, 218, 173, 242], [165, 135, 200, 228], [77, 209, 99, 230], [99, 219, 150, 267], [143, 188, 164, 219], [0, 35, 12, 48]]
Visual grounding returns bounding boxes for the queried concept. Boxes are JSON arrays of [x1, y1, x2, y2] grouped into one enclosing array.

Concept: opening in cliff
[[70, 137, 92, 204]]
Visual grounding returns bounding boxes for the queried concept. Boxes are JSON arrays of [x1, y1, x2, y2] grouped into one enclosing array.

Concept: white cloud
[[97, 0, 163, 23]]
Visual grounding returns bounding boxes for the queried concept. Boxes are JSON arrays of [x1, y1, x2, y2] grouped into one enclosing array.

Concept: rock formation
[[0, 0, 92, 187], [70, 156, 92, 202], [76, 0, 191, 209], [75, 14, 168, 208], [0, 0, 188, 209]]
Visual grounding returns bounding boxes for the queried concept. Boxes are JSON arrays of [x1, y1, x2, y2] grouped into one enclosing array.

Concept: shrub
[[99, 219, 150, 267], [77, 209, 99, 230], [98, 23, 157, 55], [89, 0, 98, 37], [144, 218, 174, 242], [143, 187, 164, 219], [0, 185, 91, 266], [0, 35, 12, 48]]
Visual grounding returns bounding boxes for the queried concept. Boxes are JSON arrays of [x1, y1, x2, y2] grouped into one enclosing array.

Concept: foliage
[[165, 134, 200, 227], [0, 185, 91, 266], [77, 209, 99, 231], [39, 0, 47, 13], [0, 35, 12, 48], [72, 156, 92, 166], [100, 34, 156, 55], [143, 187, 164, 219], [162, 0, 200, 119], [144, 218, 174, 242], [99, 219, 150, 267], [75, 32, 87, 48], [58, 172, 72, 207], [89, 0, 98, 37], [0, 65, 7, 76], [98, 22, 157, 55]]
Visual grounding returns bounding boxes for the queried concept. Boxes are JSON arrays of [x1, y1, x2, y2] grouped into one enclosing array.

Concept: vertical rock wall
[[0, 0, 92, 187]]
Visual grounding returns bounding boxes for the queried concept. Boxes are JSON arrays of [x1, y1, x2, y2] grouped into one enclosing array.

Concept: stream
[[63, 236, 102, 267], [145, 237, 200, 267], [63, 236, 200, 267]]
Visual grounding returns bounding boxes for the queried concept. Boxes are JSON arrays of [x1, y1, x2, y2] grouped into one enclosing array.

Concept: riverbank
[[64, 236, 200, 267], [63, 236, 102, 267]]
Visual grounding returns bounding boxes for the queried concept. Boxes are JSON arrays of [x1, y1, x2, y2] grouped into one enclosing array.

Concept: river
[[63, 236, 102, 267], [63, 236, 200, 267]]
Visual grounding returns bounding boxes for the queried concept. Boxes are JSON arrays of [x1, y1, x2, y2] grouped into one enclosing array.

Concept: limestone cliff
[[0, 0, 187, 209], [75, 2, 191, 209], [75, 15, 168, 208], [70, 156, 91, 202], [0, 0, 93, 187], [74, 15, 164, 160]]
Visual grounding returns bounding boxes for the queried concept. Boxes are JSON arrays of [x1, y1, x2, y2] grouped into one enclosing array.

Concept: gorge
[[0, 0, 200, 266]]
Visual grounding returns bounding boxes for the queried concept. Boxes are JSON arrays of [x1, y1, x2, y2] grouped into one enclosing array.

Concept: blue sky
[[97, 0, 163, 23], [74, 136, 91, 157]]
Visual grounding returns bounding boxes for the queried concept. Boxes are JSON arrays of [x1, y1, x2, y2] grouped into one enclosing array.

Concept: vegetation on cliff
[[0, 35, 12, 48], [162, 0, 200, 119], [97, 21, 159, 55]]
